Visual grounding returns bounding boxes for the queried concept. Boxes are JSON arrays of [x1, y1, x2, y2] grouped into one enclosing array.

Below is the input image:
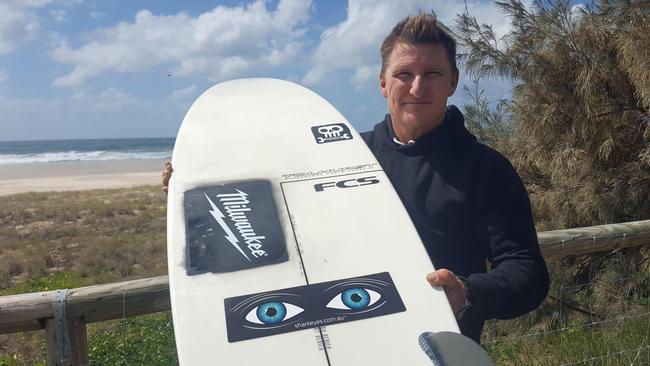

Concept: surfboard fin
[[418, 331, 495, 366]]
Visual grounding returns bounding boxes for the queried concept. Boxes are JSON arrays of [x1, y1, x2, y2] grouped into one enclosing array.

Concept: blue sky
[[0, 0, 522, 141]]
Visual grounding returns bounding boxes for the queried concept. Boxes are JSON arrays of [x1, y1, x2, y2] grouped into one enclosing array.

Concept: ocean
[[0, 138, 174, 165]]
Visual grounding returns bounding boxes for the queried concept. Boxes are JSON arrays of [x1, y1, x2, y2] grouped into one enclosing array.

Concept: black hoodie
[[361, 106, 549, 342]]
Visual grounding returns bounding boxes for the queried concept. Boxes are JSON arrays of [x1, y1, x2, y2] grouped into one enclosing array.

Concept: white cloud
[[0, 3, 41, 55], [97, 87, 137, 110], [52, 0, 313, 87], [0, 68, 8, 97], [89, 11, 105, 19], [0, 69, 8, 84], [0, 89, 181, 140], [351, 64, 380, 86], [169, 85, 199, 103], [303, 0, 512, 86], [302, 1, 396, 85], [50, 9, 69, 23], [71, 87, 137, 111], [0, 0, 79, 56], [5, 0, 55, 7]]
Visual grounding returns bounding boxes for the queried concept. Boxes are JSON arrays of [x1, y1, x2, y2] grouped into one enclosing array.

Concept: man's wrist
[[455, 276, 473, 319]]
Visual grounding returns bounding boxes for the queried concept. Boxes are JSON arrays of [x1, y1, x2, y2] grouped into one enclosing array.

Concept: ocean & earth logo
[[311, 123, 353, 144]]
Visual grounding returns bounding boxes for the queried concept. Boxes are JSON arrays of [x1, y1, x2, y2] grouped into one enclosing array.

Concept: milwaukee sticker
[[184, 181, 287, 275], [311, 123, 353, 144]]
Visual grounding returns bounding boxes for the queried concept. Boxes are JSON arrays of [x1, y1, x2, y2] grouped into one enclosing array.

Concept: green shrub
[[88, 314, 177, 366]]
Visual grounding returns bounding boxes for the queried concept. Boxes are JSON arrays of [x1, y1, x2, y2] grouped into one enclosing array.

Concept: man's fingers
[[426, 269, 467, 314], [426, 269, 457, 286], [162, 161, 173, 193], [163, 162, 173, 176]]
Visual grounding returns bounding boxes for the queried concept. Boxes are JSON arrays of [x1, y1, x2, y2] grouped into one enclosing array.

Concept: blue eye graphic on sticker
[[245, 301, 305, 325], [229, 293, 306, 329], [326, 287, 382, 310], [323, 278, 389, 314]]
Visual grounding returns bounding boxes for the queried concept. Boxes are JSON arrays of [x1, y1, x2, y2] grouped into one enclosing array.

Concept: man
[[163, 12, 549, 343], [361, 12, 548, 342]]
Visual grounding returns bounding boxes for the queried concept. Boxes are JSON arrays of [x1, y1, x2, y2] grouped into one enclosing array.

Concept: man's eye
[[245, 301, 304, 325], [326, 288, 381, 310]]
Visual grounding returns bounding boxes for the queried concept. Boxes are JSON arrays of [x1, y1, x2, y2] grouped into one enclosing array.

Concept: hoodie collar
[[381, 105, 476, 152]]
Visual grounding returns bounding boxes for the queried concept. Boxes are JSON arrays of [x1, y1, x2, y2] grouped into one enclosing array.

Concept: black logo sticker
[[184, 180, 288, 275], [224, 272, 406, 342], [314, 175, 380, 192], [311, 123, 353, 144]]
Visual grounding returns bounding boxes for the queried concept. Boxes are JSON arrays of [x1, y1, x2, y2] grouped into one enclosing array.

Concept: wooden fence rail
[[1, 219, 649, 365]]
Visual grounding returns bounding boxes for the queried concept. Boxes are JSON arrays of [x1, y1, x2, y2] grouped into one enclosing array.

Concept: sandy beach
[[0, 159, 166, 196]]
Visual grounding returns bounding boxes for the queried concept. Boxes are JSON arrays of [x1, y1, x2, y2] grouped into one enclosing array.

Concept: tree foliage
[[461, 80, 515, 154], [455, 0, 650, 228]]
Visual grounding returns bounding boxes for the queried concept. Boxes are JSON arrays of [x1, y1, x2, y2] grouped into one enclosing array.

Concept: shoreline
[[0, 159, 166, 196]]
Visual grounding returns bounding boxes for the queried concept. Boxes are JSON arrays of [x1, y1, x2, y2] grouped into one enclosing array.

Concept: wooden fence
[[1, 219, 649, 365]]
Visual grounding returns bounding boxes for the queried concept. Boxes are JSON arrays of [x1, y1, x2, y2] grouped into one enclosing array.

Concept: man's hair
[[380, 12, 458, 76]]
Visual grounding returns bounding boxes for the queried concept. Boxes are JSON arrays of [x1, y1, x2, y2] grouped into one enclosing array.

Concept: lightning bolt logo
[[204, 193, 251, 262]]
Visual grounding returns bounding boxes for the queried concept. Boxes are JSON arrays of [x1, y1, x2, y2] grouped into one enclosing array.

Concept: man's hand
[[426, 269, 467, 314], [162, 162, 173, 193]]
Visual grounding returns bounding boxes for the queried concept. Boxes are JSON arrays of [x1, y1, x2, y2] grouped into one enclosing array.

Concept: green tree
[[461, 80, 515, 155], [455, 0, 650, 229]]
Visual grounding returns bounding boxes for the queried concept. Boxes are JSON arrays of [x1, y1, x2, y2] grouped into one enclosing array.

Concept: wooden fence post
[[44, 317, 88, 366], [42, 289, 89, 365]]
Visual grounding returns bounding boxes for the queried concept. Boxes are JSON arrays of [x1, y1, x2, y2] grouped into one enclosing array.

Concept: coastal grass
[[0, 186, 648, 365], [0, 186, 168, 292], [0, 186, 169, 365], [87, 314, 177, 366], [483, 308, 650, 365]]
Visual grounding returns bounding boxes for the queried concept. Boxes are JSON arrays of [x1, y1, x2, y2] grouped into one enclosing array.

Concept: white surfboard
[[167, 78, 462, 365]]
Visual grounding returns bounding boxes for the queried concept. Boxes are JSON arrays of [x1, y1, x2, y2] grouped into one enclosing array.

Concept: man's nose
[[410, 75, 425, 98]]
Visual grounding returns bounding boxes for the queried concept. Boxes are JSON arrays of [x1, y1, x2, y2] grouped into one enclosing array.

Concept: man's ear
[[448, 70, 459, 97], [380, 75, 387, 98]]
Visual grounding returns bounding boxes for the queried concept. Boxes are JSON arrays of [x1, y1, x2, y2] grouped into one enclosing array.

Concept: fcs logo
[[314, 176, 380, 192]]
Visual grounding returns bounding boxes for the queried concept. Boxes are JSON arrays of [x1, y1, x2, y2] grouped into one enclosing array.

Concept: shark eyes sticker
[[224, 272, 406, 342], [245, 302, 305, 325]]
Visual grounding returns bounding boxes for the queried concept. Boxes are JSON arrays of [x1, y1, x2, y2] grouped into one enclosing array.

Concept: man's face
[[380, 42, 458, 139]]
